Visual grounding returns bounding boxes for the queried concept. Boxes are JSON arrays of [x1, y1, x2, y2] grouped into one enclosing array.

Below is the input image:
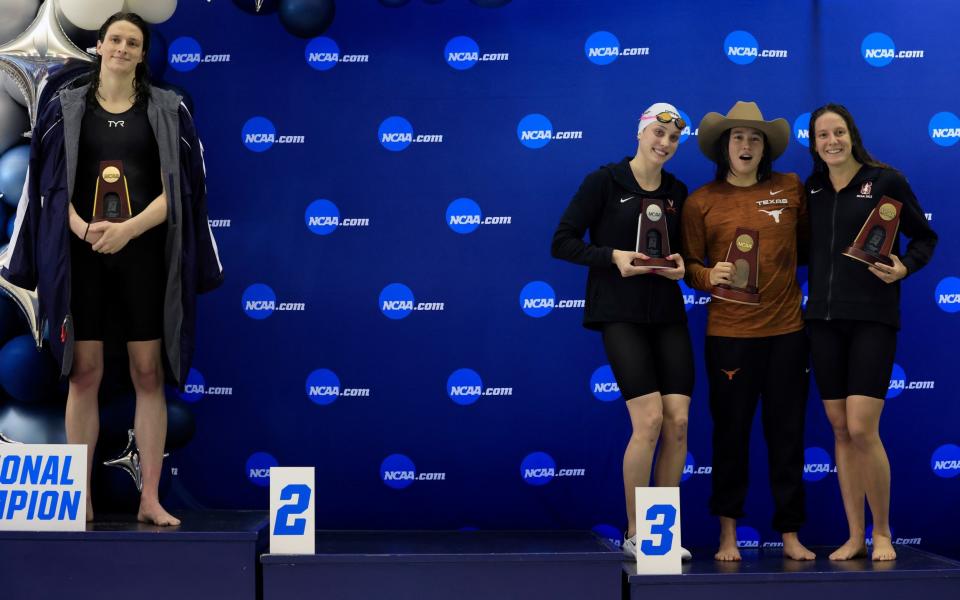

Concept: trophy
[[711, 227, 760, 305], [842, 196, 902, 267], [91, 160, 132, 223], [631, 198, 677, 269]]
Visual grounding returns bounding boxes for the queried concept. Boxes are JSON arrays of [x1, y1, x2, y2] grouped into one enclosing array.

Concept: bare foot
[[782, 533, 816, 560], [829, 538, 867, 560], [138, 501, 181, 527], [715, 532, 741, 561], [871, 533, 897, 561]]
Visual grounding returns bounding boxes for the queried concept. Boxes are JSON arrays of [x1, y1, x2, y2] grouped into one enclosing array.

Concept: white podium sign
[[634, 486, 682, 574], [0, 444, 87, 531], [269, 466, 315, 554]]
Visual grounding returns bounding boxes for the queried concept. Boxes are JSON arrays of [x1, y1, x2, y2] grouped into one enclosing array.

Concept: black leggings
[[705, 330, 809, 533], [807, 319, 897, 400], [601, 321, 694, 399]]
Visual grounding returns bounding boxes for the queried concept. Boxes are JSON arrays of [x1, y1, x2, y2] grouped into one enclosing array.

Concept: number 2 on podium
[[273, 484, 311, 535]]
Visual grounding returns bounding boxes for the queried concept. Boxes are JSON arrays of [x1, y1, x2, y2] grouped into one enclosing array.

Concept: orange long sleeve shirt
[[681, 172, 807, 338]]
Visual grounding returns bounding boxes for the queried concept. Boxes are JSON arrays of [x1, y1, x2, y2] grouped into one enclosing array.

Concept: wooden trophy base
[[631, 257, 677, 269], [712, 284, 760, 306], [842, 246, 893, 267]]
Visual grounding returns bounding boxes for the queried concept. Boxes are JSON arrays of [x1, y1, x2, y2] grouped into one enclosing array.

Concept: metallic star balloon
[[0, 431, 23, 444], [103, 428, 169, 493], [0, 0, 92, 128], [0, 247, 43, 349]]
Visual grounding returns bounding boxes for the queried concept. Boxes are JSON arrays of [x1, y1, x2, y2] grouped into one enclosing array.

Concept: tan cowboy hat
[[698, 101, 790, 162]]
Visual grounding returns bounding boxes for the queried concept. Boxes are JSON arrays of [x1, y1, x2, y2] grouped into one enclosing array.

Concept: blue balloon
[[0, 145, 29, 208], [0, 334, 58, 404], [0, 404, 65, 444], [166, 397, 196, 451], [378, 0, 411, 6], [6, 213, 14, 240], [279, 0, 336, 38], [470, 0, 512, 6], [233, 0, 281, 14]]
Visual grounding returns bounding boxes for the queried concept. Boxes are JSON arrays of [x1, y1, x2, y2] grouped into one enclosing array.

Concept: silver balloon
[[0, 246, 42, 349], [0, 1, 40, 46], [1, 70, 28, 106], [0, 89, 28, 154], [103, 428, 168, 493], [0, 0, 92, 128]]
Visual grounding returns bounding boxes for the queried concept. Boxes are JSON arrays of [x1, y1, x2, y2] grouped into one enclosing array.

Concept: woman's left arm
[[88, 190, 167, 254]]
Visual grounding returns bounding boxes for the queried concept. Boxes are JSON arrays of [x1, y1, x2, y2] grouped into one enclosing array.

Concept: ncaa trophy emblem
[[843, 196, 902, 267], [632, 198, 677, 269], [92, 160, 132, 222]]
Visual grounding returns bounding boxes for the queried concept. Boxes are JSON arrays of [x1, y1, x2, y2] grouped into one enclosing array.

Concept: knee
[[662, 413, 688, 443], [825, 413, 851, 443], [129, 359, 163, 392], [631, 410, 664, 444], [847, 422, 879, 449], [69, 359, 103, 392]]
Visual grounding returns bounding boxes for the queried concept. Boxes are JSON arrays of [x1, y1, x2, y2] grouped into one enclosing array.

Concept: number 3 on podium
[[634, 487, 682, 574]]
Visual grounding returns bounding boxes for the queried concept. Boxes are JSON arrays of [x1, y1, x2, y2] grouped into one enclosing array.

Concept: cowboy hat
[[698, 101, 790, 162]]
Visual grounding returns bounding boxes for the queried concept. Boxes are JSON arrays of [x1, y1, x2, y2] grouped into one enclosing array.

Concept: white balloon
[[0, 0, 40, 46], [124, 0, 178, 24], [59, 0, 126, 31], [1, 72, 27, 107], [0, 92, 29, 155]]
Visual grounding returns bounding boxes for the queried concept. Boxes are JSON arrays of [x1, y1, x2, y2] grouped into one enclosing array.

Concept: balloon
[[0, 145, 30, 207], [0, 92, 28, 155], [0, 253, 42, 349], [0, 333, 58, 404], [0, 1, 39, 47], [4, 214, 12, 241], [0, 0, 93, 127], [0, 403, 65, 443], [279, 0, 336, 38], [56, 6, 99, 53], [59, 0, 125, 31], [233, 0, 281, 14], [1, 70, 27, 106], [378, 0, 411, 6], [165, 397, 196, 451], [124, 0, 178, 24], [469, 0, 512, 6]]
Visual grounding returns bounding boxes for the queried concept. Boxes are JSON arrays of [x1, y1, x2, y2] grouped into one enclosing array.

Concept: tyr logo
[[108, 120, 125, 128]]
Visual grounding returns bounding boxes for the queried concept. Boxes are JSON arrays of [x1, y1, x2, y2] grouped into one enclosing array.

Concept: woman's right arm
[[550, 171, 613, 268]]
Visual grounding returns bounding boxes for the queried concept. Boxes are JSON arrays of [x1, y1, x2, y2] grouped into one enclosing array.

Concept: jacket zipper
[[825, 188, 838, 320]]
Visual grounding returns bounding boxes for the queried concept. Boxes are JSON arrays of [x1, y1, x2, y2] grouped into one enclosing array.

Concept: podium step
[[262, 530, 623, 600], [0, 510, 268, 600]]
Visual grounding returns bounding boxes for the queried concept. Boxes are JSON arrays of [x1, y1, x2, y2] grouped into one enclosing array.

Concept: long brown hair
[[808, 104, 890, 173]]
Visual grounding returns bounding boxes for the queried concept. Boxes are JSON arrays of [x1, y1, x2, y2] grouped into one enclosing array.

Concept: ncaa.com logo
[[447, 368, 513, 406], [590, 365, 620, 401], [520, 452, 586, 486], [178, 368, 233, 403], [887, 363, 934, 399], [803, 447, 836, 482], [736, 526, 760, 548], [444, 36, 509, 70], [242, 283, 307, 320], [306, 369, 370, 406], [928, 113, 960, 148], [592, 524, 622, 549], [379, 283, 444, 320], [675, 109, 697, 145], [723, 30, 787, 65], [679, 280, 710, 312], [167, 37, 230, 73], [794, 112, 811, 147], [305, 199, 370, 235], [518, 281, 584, 318], [516, 114, 583, 149], [682, 452, 712, 482], [378, 116, 443, 151], [246, 452, 278, 487], [931, 444, 960, 478], [935, 277, 960, 312], [241, 116, 306, 152], [861, 33, 924, 67], [446, 198, 511, 234], [208, 217, 231, 229], [380, 454, 446, 490], [305, 37, 369, 71], [583, 31, 649, 66]]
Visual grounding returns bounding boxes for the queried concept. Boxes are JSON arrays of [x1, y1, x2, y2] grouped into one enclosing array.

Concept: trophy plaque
[[711, 227, 760, 305], [632, 198, 677, 269], [91, 160, 132, 223], [842, 196, 902, 267]]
